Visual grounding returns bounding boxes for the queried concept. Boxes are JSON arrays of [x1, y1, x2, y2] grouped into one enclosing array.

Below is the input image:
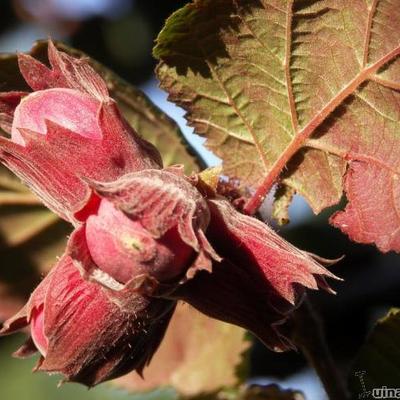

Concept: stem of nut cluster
[[292, 297, 350, 400]]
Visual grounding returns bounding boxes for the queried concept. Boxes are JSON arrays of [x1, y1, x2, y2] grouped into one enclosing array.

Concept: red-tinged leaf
[[113, 302, 250, 398], [331, 162, 400, 252], [154, 0, 400, 252]]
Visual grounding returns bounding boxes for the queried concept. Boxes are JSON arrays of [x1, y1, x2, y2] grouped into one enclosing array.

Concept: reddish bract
[[0, 255, 175, 385], [171, 198, 338, 351], [0, 41, 339, 386], [0, 41, 161, 224]]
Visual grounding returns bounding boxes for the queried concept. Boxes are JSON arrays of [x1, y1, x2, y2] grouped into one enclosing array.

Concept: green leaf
[[349, 308, 400, 397], [154, 0, 400, 252], [114, 303, 250, 398]]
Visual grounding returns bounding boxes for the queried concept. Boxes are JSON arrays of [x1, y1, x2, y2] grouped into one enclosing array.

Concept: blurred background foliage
[[0, 1, 399, 399]]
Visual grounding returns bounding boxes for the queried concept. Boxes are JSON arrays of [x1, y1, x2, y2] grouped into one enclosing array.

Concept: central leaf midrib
[[284, 0, 299, 134]]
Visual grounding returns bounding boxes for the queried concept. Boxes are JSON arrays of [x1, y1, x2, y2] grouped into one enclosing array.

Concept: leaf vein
[[362, 0, 379, 67], [202, 55, 270, 172], [235, 5, 283, 64], [192, 118, 253, 144], [246, 62, 286, 86], [355, 92, 398, 122], [285, 0, 299, 133]]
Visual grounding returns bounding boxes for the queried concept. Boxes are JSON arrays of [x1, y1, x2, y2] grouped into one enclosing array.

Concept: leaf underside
[[155, 0, 400, 252]]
